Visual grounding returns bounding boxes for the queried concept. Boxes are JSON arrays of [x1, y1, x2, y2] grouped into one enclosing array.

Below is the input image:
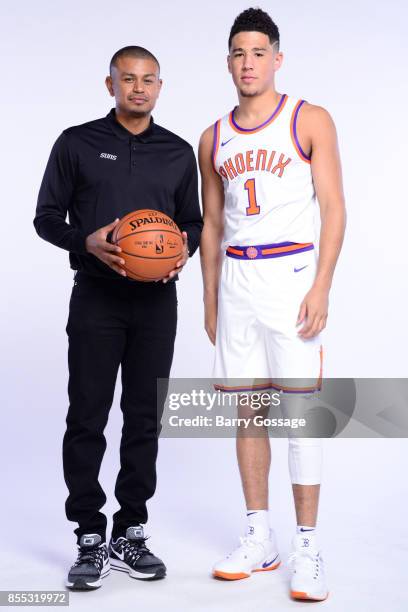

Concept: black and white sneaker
[[66, 533, 110, 590], [109, 526, 166, 580]]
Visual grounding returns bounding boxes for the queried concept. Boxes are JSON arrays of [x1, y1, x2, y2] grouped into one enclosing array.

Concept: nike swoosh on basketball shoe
[[212, 531, 280, 580], [262, 554, 280, 568]]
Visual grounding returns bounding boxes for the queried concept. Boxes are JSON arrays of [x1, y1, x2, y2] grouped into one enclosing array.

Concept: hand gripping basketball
[[111, 210, 184, 281], [85, 218, 126, 277]]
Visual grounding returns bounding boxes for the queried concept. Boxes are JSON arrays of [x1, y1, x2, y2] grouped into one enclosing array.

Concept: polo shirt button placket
[[131, 137, 138, 171]]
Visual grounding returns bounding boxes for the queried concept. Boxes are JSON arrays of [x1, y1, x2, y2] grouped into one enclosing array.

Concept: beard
[[238, 88, 259, 98], [128, 108, 150, 118]]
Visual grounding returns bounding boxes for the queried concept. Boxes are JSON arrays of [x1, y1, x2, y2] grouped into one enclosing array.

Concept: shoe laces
[[238, 536, 260, 549], [228, 536, 264, 559], [120, 537, 152, 562], [74, 543, 106, 568], [287, 550, 322, 579]]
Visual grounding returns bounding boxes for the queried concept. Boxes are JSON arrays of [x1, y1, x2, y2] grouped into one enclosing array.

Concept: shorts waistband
[[226, 242, 314, 260]]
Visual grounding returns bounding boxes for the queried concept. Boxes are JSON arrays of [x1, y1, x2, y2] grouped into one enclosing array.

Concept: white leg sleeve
[[277, 393, 323, 485], [288, 437, 323, 485]]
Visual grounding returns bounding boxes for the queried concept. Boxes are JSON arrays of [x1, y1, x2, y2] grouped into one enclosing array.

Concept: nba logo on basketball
[[155, 234, 164, 254]]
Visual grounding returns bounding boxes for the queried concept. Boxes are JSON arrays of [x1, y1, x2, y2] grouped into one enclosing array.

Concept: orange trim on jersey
[[228, 94, 288, 135], [212, 119, 221, 173], [290, 100, 311, 164]]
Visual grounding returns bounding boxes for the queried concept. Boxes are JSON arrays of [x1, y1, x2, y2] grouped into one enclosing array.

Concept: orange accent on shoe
[[213, 570, 250, 580], [290, 590, 329, 601]]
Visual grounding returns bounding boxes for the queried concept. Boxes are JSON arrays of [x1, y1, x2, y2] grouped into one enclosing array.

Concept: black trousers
[[63, 271, 177, 544]]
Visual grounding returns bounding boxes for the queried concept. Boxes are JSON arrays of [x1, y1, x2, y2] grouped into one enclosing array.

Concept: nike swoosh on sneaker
[[294, 265, 309, 273], [112, 548, 125, 560], [221, 137, 235, 147], [262, 554, 279, 568]]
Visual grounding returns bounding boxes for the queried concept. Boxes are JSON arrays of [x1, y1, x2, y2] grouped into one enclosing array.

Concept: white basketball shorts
[[213, 242, 323, 393]]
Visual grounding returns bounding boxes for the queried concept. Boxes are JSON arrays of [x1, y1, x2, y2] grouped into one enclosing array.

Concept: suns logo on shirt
[[100, 152, 117, 160]]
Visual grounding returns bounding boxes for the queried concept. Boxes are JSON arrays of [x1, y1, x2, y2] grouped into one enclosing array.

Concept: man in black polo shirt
[[34, 45, 202, 590]]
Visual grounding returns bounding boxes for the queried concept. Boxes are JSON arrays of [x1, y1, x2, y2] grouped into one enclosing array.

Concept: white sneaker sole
[[290, 588, 329, 601], [213, 553, 281, 580], [110, 557, 166, 580]]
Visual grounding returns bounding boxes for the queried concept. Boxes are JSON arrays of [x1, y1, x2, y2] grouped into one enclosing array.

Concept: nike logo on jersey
[[294, 265, 308, 273], [221, 136, 236, 147], [262, 554, 279, 568]]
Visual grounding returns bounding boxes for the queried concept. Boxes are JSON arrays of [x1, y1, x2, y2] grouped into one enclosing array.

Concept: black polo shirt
[[34, 108, 203, 281]]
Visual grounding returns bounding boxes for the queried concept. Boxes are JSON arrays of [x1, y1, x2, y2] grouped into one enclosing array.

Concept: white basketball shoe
[[212, 529, 280, 580], [288, 533, 329, 601]]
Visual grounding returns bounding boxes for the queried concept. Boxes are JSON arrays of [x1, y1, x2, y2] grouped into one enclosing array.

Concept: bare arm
[[296, 104, 347, 338], [198, 125, 225, 344]]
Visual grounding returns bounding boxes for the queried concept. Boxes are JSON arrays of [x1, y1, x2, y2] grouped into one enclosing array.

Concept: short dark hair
[[109, 46, 160, 76], [228, 8, 280, 51]]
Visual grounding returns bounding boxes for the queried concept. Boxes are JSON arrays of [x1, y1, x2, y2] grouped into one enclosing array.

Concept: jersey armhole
[[290, 100, 312, 164], [212, 119, 221, 173]]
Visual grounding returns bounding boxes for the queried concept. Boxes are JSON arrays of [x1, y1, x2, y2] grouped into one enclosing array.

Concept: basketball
[[111, 209, 183, 281]]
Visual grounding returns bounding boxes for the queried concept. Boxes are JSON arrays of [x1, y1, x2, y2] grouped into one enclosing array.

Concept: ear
[[105, 75, 114, 97], [274, 52, 284, 72], [227, 54, 232, 74]]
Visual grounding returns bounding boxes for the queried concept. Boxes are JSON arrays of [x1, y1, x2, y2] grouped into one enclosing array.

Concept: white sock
[[296, 524, 316, 536], [296, 525, 318, 549], [246, 509, 270, 540]]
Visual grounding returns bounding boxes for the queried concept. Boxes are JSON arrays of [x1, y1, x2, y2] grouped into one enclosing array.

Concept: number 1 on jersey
[[244, 178, 260, 216]]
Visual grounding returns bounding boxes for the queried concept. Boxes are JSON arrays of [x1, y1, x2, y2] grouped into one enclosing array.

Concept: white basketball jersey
[[212, 93, 317, 249]]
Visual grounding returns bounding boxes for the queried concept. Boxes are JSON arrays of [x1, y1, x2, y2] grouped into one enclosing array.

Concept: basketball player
[[34, 46, 202, 589], [199, 8, 346, 602]]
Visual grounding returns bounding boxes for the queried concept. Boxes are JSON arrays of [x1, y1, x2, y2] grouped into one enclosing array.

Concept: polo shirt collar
[[106, 107, 154, 141]]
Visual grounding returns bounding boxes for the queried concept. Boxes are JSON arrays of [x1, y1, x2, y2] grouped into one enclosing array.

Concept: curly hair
[[228, 7, 280, 51], [109, 46, 160, 76]]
